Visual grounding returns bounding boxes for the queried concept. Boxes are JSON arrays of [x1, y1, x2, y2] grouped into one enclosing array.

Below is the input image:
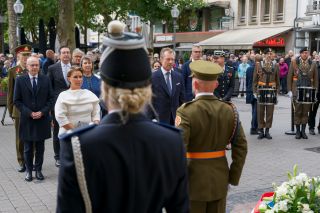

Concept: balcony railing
[[274, 13, 284, 21], [261, 14, 270, 22], [306, 4, 320, 14], [250, 15, 257, 23]]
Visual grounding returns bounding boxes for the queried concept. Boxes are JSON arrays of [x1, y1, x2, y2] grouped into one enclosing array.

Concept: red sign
[[254, 37, 285, 47]]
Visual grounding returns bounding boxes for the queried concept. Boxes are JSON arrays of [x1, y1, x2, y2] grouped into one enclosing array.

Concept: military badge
[[175, 115, 181, 127]]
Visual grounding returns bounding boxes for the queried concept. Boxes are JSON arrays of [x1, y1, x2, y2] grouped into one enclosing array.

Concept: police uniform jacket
[[7, 65, 28, 118], [253, 60, 280, 94], [57, 112, 189, 213], [214, 65, 235, 101], [287, 57, 318, 98], [176, 95, 247, 201]]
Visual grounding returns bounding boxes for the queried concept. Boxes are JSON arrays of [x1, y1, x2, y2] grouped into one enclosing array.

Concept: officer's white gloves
[[253, 93, 257, 99], [287, 91, 293, 98]]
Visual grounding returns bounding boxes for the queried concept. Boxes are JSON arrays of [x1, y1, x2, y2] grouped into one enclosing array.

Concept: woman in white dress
[[55, 66, 100, 137]]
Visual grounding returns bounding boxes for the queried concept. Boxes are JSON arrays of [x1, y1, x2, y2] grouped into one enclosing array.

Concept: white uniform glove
[[253, 93, 257, 99], [287, 91, 292, 98]]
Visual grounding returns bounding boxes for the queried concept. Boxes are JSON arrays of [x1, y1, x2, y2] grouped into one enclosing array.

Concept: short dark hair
[[67, 66, 83, 78], [59, 46, 70, 54]]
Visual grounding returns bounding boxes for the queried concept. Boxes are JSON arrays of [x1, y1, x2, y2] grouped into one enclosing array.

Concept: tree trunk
[[7, 0, 17, 54], [56, 0, 75, 50]]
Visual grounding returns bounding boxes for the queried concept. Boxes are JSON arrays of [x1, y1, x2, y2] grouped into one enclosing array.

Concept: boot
[[265, 128, 272, 140], [258, 128, 264, 139], [301, 124, 308, 139], [309, 129, 315, 135], [295, 125, 301, 139], [250, 128, 259, 135]]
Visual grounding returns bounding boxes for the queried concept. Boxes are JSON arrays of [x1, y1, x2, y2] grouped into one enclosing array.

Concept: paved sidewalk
[[0, 95, 319, 212]]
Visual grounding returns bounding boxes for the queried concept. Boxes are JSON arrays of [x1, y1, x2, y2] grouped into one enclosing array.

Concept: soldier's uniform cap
[[213, 51, 225, 57], [15, 44, 32, 55], [300, 47, 308, 54], [99, 20, 151, 89], [264, 48, 273, 54], [189, 60, 223, 81]]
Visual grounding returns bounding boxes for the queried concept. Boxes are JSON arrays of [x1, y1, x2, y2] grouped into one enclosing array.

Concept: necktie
[[32, 77, 37, 94], [165, 72, 172, 94]]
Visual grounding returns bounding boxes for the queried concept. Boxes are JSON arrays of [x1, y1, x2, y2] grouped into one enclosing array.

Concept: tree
[[56, 0, 75, 50], [6, 0, 17, 54]]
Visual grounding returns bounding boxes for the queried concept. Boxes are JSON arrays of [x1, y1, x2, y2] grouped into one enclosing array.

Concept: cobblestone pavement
[[0, 95, 319, 212]]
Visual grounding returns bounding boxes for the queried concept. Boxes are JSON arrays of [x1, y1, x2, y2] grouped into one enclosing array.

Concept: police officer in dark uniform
[[57, 20, 189, 213], [214, 51, 235, 101]]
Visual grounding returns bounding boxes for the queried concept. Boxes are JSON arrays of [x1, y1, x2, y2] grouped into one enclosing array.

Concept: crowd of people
[[0, 19, 319, 213]]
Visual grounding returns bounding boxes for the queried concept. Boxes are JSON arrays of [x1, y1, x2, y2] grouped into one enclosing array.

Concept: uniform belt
[[258, 82, 275, 86], [186, 150, 226, 159]]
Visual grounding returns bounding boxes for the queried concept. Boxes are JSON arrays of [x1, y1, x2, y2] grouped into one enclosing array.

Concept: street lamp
[[13, 0, 24, 45], [171, 5, 180, 52]]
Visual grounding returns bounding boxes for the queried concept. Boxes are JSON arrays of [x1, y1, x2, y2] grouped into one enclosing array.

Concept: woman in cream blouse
[[55, 66, 100, 137]]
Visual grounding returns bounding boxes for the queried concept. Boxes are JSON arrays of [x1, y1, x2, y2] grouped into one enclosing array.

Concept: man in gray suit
[[48, 46, 71, 167]]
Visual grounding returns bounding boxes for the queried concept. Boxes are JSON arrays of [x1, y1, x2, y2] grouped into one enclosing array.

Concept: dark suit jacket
[[246, 64, 256, 104], [42, 58, 55, 75], [48, 62, 69, 105], [13, 74, 54, 141], [181, 61, 193, 102], [151, 69, 185, 124], [57, 112, 189, 213]]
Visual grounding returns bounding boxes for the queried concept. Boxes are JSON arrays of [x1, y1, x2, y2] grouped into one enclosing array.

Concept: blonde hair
[[101, 82, 152, 123]]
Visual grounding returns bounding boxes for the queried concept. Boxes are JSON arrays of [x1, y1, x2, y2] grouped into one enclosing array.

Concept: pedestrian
[[48, 46, 72, 167], [246, 54, 260, 135], [214, 51, 235, 101], [54, 66, 100, 137], [181, 45, 202, 102], [56, 20, 189, 213], [71, 48, 84, 66], [176, 60, 247, 213], [80, 56, 101, 98], [13, 56, 54, 181], [279, 57, 288, 94], [42, 49, 55, 75], [237, 55, 250, 98], [152, 61, 161, 72], [7, 44, 32, 172], [253, 48, 280, 140], [149, 47, 185, 125], [287, 47, 319, 139]]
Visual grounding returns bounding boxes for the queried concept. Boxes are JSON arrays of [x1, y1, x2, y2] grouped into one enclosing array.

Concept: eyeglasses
[[28, 64, 39, 67], [193, 51, 201, 53]]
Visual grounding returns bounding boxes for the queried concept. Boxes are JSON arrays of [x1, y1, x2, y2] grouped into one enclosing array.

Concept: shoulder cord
[[71, 136, 92, 213], [227, 102, 240, 145]]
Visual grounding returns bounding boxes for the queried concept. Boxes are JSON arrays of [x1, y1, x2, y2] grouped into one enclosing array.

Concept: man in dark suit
[[42, 49, 55, 75], [57, 20, 188, 213], [14, 56, 54, 181], [151, 47, 185, 125], [181, 45, 203, 102], [48, 46, 71, 167]]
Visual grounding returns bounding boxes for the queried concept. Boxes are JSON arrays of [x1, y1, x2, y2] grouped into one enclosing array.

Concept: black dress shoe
[[309, 129, 315, 135], [55, 160, 60, 167], [35, 171, 44, 180], [17, 165, 26, 173], [250, 128, 259, 135], [25, 172, 32, 182]]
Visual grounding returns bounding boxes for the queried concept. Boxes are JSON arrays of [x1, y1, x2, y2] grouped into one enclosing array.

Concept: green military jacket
[[287, 58, 318, 98], [253, 60, 280, 94], [7, 65, 28, 118], [176, 95, 247, 202]]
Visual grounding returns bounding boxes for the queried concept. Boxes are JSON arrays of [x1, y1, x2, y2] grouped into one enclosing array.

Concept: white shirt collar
[[61, 61, 71, 67], [161, 67, 172, 75], [28, 73, 38, 79], [108, 109, 122, 114], [195, 92, 214, 98]]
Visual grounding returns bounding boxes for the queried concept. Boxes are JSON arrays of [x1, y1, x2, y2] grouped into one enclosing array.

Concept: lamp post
[[13, 0, 24, 46], [171, 5, 180, 52]]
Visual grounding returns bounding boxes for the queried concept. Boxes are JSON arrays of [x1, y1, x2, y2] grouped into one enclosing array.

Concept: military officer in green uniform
[[287, 47, 318, 139], [176, 60, 247, 213], [253, 48, 280, 140], [7, 44, 32, 172]]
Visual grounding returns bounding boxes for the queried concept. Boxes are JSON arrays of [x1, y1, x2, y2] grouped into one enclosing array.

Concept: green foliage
[[0, 77, 8, 92]]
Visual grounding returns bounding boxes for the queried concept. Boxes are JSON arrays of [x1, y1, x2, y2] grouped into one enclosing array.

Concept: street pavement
[[0, 95, 319, 213]]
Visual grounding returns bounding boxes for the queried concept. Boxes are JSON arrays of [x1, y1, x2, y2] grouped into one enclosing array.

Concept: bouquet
[[258, 165, 320, 213]]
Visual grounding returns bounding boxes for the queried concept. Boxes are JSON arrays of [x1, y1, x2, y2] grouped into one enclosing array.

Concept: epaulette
[[153, 121, 181, 133], [59, 123, 97, 141], [179, 99, 197, 109]]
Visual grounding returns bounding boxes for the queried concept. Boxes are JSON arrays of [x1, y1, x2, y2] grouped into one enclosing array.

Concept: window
[[273, 0, 284, 21], [261, 0, 271, 23], [249, 0, 258, 23], [238, 0, 246, 25]]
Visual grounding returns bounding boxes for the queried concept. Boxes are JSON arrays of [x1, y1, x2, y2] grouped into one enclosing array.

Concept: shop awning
[[206, 0, 230, 8], [153, 43, 173, 48], [197, 27, 292, 49]]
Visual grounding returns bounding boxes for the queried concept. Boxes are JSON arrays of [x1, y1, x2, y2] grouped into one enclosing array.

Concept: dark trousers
[[308, 98, 320, 130], [280, 77, 287, 94], [14, 117, 24, 166], [24, 140, 44, 172], [251, 99, 258, 130], [52, 111, 60, 160]]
